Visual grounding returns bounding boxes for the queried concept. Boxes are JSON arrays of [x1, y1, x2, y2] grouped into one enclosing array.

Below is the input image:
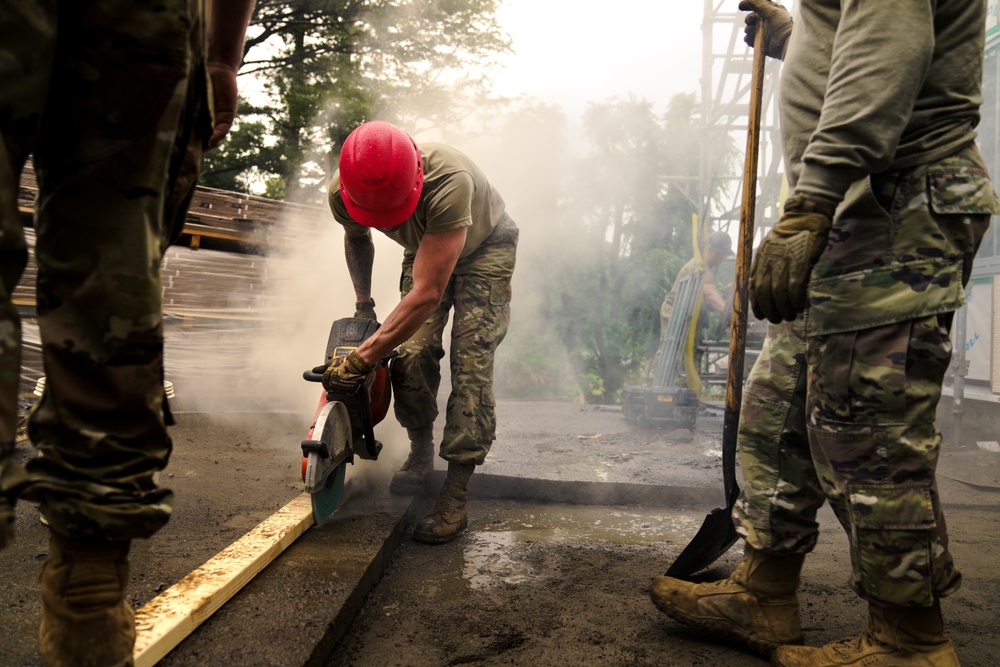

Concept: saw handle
[[302, 349, 398, 383]]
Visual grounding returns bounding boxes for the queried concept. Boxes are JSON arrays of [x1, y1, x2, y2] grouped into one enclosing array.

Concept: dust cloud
[[163, 175, 412, 483], [162, 90, 666, 492]]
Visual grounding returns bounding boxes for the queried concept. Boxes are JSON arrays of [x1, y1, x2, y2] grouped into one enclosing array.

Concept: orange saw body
[[300, 317, 394, 524]]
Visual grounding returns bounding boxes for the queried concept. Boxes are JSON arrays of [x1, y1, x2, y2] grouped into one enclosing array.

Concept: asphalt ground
[[1, 400, 999, 666]]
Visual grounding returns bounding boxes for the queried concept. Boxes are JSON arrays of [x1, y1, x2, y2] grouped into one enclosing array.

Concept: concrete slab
[[154, 473, 722, 667], [0, 402, 755, 666], [155, 493, 415, 667]]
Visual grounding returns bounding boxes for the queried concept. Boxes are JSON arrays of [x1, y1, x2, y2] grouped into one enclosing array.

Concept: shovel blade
[[665, 506, 739, 579]]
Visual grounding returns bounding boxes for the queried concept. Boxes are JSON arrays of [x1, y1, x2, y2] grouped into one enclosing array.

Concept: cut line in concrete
[[149, 474, 730, 666], [427, 470, 726, 509]]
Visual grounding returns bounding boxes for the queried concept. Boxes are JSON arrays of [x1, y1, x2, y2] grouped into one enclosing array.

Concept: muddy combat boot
[[650, 544, 805, 655], [412, 462, 474, 544], [40, 532, 135, 667], [390, 426, 436, 495], [771, 600, 959, 666], [0, 494, 14, 550]]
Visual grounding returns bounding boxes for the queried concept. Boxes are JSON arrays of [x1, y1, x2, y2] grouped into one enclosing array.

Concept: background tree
[[199, 0, 511, 199], [524, 93, 734, 404]]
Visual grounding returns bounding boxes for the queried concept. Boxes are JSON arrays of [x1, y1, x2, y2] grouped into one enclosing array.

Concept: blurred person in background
[[649, 230, 733, 386]]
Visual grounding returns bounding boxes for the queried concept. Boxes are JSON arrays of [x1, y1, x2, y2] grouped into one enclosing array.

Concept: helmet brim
[[342, 181, 422, 229]]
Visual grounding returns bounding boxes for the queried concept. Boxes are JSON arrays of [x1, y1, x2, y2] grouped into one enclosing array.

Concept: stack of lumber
[[14, 163, 327, 408]]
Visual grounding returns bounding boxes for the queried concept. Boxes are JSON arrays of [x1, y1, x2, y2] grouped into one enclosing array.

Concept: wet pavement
[[1, 399, 999, 666]]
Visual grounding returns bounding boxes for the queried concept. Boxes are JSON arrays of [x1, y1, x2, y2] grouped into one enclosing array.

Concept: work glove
[[738, 0, 794, 61], [354, 298, 377, 321], [749, 194, 836, 324], [316, 350, 373, 394]]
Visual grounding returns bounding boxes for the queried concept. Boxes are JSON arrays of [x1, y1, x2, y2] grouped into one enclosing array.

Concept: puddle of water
[[478, 504, 697, 546], [461, 530, 531, 589], [439, 503, 700, 591]]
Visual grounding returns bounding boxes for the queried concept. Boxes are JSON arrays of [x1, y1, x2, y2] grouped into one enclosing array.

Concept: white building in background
[[950, 1, 1000, 405]]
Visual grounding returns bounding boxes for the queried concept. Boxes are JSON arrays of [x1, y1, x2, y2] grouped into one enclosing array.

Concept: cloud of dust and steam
[[163, 87, 671, 493], [162, 178, 414, 488], [424, 108, 594, 402]]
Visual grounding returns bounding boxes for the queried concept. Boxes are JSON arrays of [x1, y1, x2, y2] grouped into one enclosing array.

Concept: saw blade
[[311, 460, 347, 525]]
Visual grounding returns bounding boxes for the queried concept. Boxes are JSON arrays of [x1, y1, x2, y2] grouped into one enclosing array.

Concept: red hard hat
[[339, 121, 424, 229]]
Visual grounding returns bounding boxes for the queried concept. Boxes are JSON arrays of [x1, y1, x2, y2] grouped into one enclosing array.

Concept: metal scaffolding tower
[[698, 0, 790, 242]]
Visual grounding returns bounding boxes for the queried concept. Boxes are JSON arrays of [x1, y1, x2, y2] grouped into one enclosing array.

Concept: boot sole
[[651, 595, 801, 656], [389, 480, 424, 495], [412, 518, 468, 545]]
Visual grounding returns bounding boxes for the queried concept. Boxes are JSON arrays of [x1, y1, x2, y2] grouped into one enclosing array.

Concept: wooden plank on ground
[[132, 493, 315, 667]]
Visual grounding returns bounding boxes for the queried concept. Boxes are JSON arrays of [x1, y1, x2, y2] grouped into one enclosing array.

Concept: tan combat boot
[[390, 426, 436, 495], [39, 532, 135, 667], [0, 494, 14, 550], [771, 600, 959, 666], [412, 462, 474, 544], [650, 544, 805, 655]]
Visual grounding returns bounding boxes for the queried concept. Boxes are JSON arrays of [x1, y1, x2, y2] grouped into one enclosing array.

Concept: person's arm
[[794, 0, 935, 207], [702, 282, 726, 313], [206, 0, 256, 149], [354, 228, 467, 365], [739, 0, 794, 61], [344, 230, 375, 304]]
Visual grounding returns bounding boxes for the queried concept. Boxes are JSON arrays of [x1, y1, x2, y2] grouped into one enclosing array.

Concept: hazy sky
[[493, 1, 709, 116]]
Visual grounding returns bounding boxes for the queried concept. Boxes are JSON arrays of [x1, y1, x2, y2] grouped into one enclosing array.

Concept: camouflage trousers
[[733, 147, 994, 607], [0, 0, 209, 543], [391, 216, 518, 465]]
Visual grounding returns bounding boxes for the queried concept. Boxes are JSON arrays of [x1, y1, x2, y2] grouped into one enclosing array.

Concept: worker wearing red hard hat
[[325, 120, 518, 544]]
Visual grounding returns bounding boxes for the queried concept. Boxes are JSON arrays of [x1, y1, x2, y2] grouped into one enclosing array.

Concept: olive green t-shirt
[[780, 0, 984, 205], [328, 142, 508, 258]]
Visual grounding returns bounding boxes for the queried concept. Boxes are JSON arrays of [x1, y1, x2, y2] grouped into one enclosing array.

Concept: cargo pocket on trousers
[[848, 481, 936, 606], [399, 271, 414, 298], [489, 279, 511, 307], [480, 384, 497, 441]]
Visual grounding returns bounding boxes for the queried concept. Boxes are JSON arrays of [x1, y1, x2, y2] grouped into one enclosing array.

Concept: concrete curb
[[156, 474, 726, 666], [426, 471, 725, 509], [156, 493, 418, 666]]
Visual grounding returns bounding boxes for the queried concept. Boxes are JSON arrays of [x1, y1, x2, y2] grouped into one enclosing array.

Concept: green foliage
[[199, 105, 286, 193], [539, 94, 728, 404], [490, 93, 733, 404], [204, 0, 511, 198]]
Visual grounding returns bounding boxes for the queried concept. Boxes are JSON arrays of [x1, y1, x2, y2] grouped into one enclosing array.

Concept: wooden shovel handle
[[725, 26, 766, 417]]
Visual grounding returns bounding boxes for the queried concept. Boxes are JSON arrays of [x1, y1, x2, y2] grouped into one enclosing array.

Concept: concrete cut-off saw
[[301, 317, 394, 524]]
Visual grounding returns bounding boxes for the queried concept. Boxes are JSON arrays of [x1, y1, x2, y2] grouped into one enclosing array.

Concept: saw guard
[[298, 316, 396, 522], [303, 401, 351, 493]]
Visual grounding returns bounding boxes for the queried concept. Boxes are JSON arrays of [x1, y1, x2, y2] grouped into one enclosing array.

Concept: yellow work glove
[[354, 298, 377, 321], [318, 350, 373, 394], [749, 194, 836, 324], [738, 0, 794, 61]]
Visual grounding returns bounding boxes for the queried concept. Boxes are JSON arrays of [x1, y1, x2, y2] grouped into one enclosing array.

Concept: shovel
[[665, 24, 767, 579]]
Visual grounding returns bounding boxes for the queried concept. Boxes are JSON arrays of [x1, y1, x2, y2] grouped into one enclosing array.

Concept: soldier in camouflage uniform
[[650, 2, 999, 665], [0, 1, 254, 664], [326, 120, 517, 545]]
